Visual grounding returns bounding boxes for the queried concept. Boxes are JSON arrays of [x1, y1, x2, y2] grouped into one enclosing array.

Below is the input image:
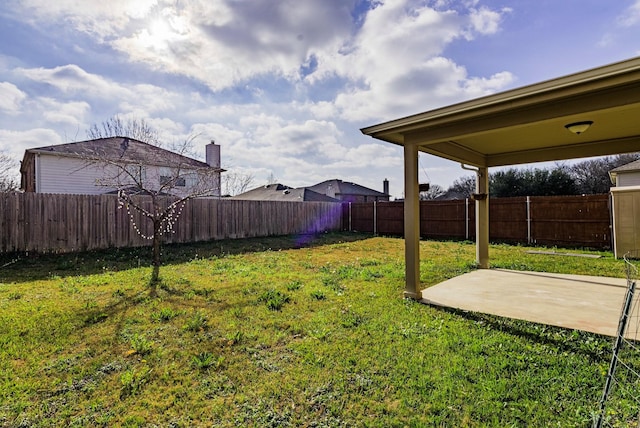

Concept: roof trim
[[361, 57, 640, 142]]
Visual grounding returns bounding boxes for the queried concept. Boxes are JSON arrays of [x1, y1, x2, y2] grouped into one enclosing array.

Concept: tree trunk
[[149, 219, 162, 295]]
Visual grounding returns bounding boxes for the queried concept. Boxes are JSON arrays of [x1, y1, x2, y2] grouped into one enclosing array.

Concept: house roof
[[361, 56, 640, 168], [610, 159, 640, 173], [24, 137, 210, 169], [230, 183, 340, 202], [306, 179, 388, 197]]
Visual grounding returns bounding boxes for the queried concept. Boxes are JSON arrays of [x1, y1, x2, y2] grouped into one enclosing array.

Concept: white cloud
[[19, 64, 122, 99], [0, 82, 27, 114], [467, 6, 508, 36], [37, 98, 91, 126], [618, 0, 640, 27], [0, 128, 64, 160]]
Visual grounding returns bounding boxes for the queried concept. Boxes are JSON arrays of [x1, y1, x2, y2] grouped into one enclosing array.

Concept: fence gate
[[595, 250, 640, 427]]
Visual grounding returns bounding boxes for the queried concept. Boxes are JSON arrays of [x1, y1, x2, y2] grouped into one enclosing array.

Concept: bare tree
[[84, 129, 221, 292], [419, 183, 445, 200], [87, 116, 161, 146], [0, 152, 18, 192], [266, 172, 278, 185], [570, 153, 640, 194], [222, 170, 255, 196], [447, 175, 476, 198]]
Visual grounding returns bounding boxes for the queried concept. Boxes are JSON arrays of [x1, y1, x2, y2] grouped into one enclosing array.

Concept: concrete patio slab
[[420, 269, 637, 338]]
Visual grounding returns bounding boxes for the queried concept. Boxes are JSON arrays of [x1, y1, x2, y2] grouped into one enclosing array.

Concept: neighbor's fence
[[344, 194, 612, 249], [595, 250, 640, 427], [0, 192, 344, 254]]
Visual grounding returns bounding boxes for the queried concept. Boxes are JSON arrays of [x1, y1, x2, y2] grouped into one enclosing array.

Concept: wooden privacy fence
[[344, 194, 612, 249], [0, 193, 344, 254]]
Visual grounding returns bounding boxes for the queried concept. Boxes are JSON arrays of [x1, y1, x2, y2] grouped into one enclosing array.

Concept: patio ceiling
[[361, 56, 640, 167]]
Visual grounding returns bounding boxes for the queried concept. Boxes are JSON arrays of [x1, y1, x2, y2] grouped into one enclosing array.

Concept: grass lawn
[[0, 233, 632, 427]]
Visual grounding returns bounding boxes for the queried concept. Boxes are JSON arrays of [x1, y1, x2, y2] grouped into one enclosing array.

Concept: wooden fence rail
[[343, 194, 612, 249], [0, 193, 344, 254]]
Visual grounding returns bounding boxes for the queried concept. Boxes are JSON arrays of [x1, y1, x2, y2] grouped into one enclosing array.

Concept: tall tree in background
[[222, 170, 255, 196], [419, 183, 445, 200], [0, 152, 18, 192], [87, 116, 160, 146], [490, 166, 578, 197], [570, 153, 640, 194], [447, 175, 476, 198]]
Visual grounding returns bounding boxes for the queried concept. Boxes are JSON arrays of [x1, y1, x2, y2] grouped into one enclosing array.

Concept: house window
[[161, 176, 186, 187]]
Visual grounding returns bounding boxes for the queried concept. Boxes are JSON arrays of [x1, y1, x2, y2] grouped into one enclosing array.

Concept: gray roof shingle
[[27, 137, 209, 169]]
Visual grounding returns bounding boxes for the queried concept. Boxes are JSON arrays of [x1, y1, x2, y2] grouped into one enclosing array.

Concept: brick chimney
[[383, 178, 389, 195]]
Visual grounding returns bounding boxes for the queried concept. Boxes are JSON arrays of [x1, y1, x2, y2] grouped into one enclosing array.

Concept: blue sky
[[1, 0, 639, 198]]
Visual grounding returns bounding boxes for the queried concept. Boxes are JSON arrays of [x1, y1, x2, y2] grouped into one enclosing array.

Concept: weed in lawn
[[191, 351, 224, 371], [225, 330, 244, 345], [151, 307, 179, 322], [120, 366, 152, 398], [183, 311, 207, 332], [129, 334, 153, 356], [258, 289, 290, 311], [321, 276, 344, 295], [310, 289, 326, 300], [286, 280, 303, 291]]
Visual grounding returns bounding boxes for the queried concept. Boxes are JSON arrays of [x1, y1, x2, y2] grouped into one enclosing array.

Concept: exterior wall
[[617, 171, 640, 187], [611, 185, 640, 258], [34, 153, 220, 197], [36, 154, 114, 195]]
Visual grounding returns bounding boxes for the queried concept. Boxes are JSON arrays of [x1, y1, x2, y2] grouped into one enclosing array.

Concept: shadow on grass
[[429, 304, 612, 361], [0, 232, 372, 283]]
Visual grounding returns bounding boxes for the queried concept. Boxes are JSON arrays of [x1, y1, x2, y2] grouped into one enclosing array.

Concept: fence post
[[526, 196, 531, 245], [373, 201, 377, 235], [465, 198, 469, 240], [349, 202, 352, 232]]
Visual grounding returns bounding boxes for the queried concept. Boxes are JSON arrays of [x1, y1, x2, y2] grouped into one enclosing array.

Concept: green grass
[[0, 233, 632, 426]]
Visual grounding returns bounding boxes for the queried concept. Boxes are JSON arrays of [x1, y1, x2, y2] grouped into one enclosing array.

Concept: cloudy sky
[[1, 0, 639, 198]]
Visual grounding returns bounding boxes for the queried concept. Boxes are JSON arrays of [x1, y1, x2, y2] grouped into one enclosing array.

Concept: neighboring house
[[231, 183, 339, 202], [20, 137, 223, 197], [305, 179, 390, 202], [609, 159, 640, 187]]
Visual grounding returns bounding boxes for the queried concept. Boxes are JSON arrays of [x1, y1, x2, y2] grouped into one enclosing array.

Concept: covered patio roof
[[362, 56, 640, 168], [361, 56, 640, 300]]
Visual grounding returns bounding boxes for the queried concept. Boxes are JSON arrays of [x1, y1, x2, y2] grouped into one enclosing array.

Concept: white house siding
[[617, 172, 640, 187], [36, 154, 116, 195], [35, 153, 219, 197]]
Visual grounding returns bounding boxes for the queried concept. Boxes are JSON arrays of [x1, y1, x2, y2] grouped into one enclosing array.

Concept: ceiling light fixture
[[564, 121, 593, 135]]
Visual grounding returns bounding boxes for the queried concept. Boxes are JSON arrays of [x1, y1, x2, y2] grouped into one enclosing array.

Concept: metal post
[[373, 200, 377, 235], [526, 196, 531, 245]]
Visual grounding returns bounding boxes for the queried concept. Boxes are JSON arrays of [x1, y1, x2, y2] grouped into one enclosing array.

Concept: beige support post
[[476, 167, 489, 268], [403, 144, 421, 299]]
